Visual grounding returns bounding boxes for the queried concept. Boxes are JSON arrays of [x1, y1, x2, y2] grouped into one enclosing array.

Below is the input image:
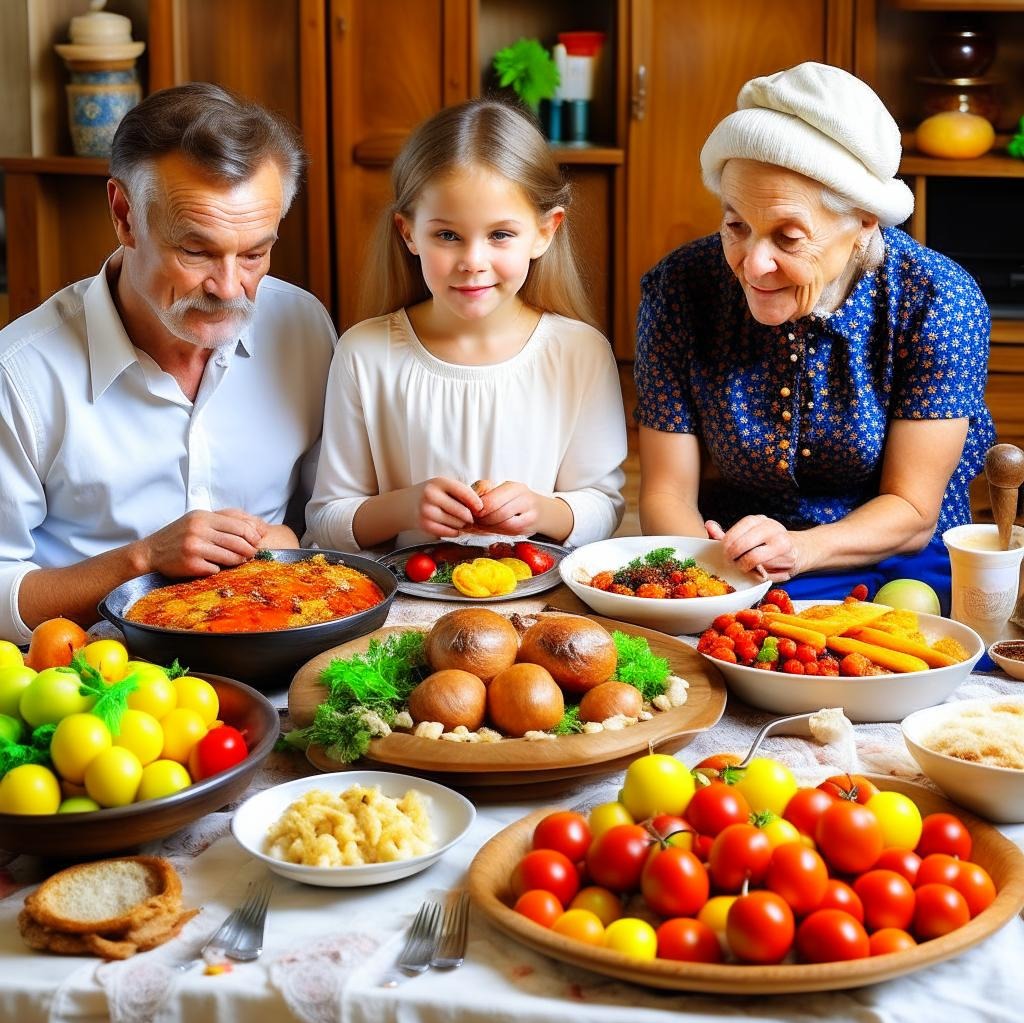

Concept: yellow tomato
[[0, 664, 35, 718], [867, 791, 923, 850], [58, 796, 101, 813], [619, 753, 695, 819], [498, 557, 533, 580], [127, 668, 177, 719], [603, 917, 658, 960], [735, 757, 797, 816], [0, 640, 23, 669], [19, 667, 92, 728], [452, 559, 517, 598], [0, 764, 61, 814], [758, 816, 802, 849], [172, 676, 219, 725], [137, 759, 192, 801], [114, 709, 164, 766], [49, 712, 112, 784], [160, 707, 207, 763], [697, 895, 736, 940], [569, 886, 622, 926], [552, 908, 605, 946], [84, 747, 143, 807], [588, 801, 634, 839], [82, 639, 129, 682]]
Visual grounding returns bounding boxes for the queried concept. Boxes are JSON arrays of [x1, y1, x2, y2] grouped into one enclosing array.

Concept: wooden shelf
[[887, 1, 1024, 11], [0, 156, 108, 176], [550, 146, 624, 166], [993, 320, 1024, 344], [900, 150, 1024, 178]]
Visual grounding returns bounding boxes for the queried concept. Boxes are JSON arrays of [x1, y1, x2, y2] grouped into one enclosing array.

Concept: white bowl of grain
[[231, 771, 476, 886], [901, 696, 1024, 823]]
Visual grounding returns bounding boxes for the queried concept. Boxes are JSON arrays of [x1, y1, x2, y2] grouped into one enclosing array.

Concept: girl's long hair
[[360, 99, 594, 326]]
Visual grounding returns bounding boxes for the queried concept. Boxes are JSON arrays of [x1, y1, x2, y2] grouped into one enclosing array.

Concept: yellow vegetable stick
[[767, 622, 827, 650], [826, 636, 929, 674], [763, 612, 850, 637], [845, 627, 958, 668]]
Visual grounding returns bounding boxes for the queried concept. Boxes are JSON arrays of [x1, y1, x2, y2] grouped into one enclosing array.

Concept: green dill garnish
[[0, 724, 54, 775], [430, 561, 456, 585], [610, 631, 670, 700], [611, 547, 696, 586], [552, 705, 584, 735], [71, 652, 139, 736], [644, 547, 677, 566], [254, 549, 275, 561], [164, 658, 187, 680]]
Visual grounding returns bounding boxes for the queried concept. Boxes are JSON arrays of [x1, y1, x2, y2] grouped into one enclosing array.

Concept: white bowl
[[559, 536, 770, 635], [231, 770, 476, 887], [704, 608, 983, 723], [902, 697, 1024, 823], [988, 640, 1024, 682]]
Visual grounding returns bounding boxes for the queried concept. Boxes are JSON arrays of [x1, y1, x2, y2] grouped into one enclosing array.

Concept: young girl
[[305, 99, 627, 552]]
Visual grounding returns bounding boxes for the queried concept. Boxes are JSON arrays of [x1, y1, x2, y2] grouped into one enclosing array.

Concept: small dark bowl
[[98, 549, 397, 690], [0, 673, 279, 858]]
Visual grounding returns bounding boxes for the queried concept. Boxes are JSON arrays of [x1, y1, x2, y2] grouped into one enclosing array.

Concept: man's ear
[[108, 178, 141, 249], [530, 207, 564, 259], [394, 212, 418, 255]]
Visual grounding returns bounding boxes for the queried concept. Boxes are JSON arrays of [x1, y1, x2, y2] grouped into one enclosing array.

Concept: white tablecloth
[[2, 590, 1023, 1023]]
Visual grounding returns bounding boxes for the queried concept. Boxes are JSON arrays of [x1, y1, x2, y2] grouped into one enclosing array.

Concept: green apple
[[0, 640, 23, 670], [0, 664, 36, 718], [19, 667, 92, 728], [874, 579, 941, 616], [58, 796, 101, 814], [0, 713, 23, 744]]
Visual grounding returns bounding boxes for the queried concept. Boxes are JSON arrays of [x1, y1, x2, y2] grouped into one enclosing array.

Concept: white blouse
[[305, 309, 627, 552]]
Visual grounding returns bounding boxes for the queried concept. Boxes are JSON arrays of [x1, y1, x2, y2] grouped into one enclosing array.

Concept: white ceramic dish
[[231, 770, 476, 887], [988, 640, 1024, 682], [558, 536, 770, 635], [703, 604, 984, 723], [902, 696, 1024, 823]]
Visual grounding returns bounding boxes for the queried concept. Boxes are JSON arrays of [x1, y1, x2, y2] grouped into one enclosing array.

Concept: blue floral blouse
[[634, 227, 996, 538]]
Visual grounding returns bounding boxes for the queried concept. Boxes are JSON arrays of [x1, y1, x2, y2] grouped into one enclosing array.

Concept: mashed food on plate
[[265, 785, 433, 867], [923, 702, 1024, 770]]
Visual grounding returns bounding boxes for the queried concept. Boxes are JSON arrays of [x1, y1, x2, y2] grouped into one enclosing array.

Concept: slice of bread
[[24, 856, 181, 934]]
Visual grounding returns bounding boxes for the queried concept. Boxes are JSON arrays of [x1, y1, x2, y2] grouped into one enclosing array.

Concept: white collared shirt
[[0, 253, 337, 641]]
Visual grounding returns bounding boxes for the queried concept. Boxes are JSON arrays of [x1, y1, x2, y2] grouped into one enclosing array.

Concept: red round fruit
[[817, 773, 879, 804], [514, 889, 563, 928], [513, 849, 580, 906], [815, 801, 884, 874], [853, 869, 916, 932], [869, 927, 917, 956], [916, 813, 972, 860], [726, 891, 795, 964], [686, 782, 751, 837], [189, 725, 247, 780], [404, 552, 437, 583], [783, 787, 835, 837], [950, 861, 996, 917], [796, 909, 869, 963], [913, 883, 970, 940], [916, 853, 962, 889], [817, 879, 865, 923], [641, 846, 710, 918], [585, 824, 652, 893], [709, 823, 772, 892], [766, 842, 828, 916], [874, 847, 921, 886], [648, 813, 697, 851], [656, 917, 722, 963], [533, 811, 592, 863]]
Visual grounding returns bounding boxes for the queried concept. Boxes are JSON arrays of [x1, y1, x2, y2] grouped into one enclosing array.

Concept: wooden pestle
[[985, 444, 1024, 550]]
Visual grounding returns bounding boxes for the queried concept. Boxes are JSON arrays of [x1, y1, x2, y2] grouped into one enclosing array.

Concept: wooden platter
[[288, 613, 726, 786], [466, 776, 1024, 994]]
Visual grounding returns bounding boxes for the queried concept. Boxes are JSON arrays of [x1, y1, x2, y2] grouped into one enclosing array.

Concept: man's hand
[[138, 508, 269, 577], [706, 515, 803, 581]]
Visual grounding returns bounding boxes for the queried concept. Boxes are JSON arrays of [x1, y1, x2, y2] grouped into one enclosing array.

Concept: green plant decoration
[[492, 38, 560, 110], [1008, 116, 1024, 160]]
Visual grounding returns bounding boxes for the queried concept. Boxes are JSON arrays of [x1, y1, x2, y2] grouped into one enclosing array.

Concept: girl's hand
[[474, 481, 543, 535], [706, 515, 805, 581], [414, 477, 482, 538]]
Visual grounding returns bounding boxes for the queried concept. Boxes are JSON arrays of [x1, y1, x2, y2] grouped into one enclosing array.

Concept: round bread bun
[[425, 608, 519, 682], [407, 669, 487, 731], [487, 663, 564, 737], [518, 615, 617, 694]]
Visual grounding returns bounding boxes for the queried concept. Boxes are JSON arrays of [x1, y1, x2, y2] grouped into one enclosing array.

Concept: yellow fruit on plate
[[173, 676, 219, 725], [127, 666, 177, 719], [160, 707, 208, 763], [138, 759, 192, 801], [82, 639, 129, 682], [452, 558, 518, 598], [84, 747, 143, 807], [915, 111, 995, 159], [114, 709, 165, 766], [0, 640, 23, 670], [499, 557, 533, 580], [50, 712, 112, 784]]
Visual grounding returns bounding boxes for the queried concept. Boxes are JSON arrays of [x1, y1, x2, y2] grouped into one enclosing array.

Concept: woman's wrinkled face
[[718, 159, 871, 325]]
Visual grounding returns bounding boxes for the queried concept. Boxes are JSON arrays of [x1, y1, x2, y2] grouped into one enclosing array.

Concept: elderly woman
[[635, 62, 995, 609]]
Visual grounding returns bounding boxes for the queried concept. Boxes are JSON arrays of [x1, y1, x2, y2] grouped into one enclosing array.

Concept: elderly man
[[0, 83, 337, 641]]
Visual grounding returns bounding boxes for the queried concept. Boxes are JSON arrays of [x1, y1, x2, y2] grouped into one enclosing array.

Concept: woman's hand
[[413, 477, 482, 538], [706, 515, 807, 581], [473, 481, 544, 535]]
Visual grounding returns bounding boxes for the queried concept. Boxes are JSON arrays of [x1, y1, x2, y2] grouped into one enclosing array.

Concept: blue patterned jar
[[67, 77, 141, 157]]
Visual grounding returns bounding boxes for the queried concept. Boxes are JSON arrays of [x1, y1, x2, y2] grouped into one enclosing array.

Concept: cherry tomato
[[569, 886, 622, 926], [588, 801, 633, 839], [726, 891, 795, 964], [603, 917, 657, 960], [533, 811, 592, 863], [817, 773, 879, 804], [913, 883, 970, 940], [513, 542, 555, 575], [641, 846, 709, 918], [585, 824, 652, 892], [874, 847, 922, 886], [735, 757, 797, 816], [698, 895, 737, 943], [709, 823, 772, 892], [513, 849, 580, 906], [815, 801, 884, 874], [917, 813, 972, 860], [817, 879, 864, 923], [783, 787, 835, 837], [187, 724, 247, 781], [514, 889, 563, 928], [656, 918, 722, 963], [757, 815, 802, 849], [648, 813, 697, 851], [950, 861, 996, 917], [404, 552, 437, 583], [853, 869, 916, 931], [766, 842, 828, 916], [552, 908, 605, 946], [869, 927, 917, 956], [796, 909, 869, 963], [866, 791, 923, 850], [695, 753, 743, 774], [685, 782, 751, 837], [915, 853, 962, 888]]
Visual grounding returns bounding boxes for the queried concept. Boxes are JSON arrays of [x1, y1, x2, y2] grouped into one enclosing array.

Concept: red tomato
[[766, 842, 828, 916], [709, 824, 772, 892], [913, 883, 970, 940], [532, 811, 592, 863], [815, 801, 884, 874], [796, 909, 869, 963], [726, 891, 795, 964], [869, 927, 917, 956], [656, 917, 722, 964], [641, 846, 710, 918], [403, 552, 437, 583], [648, 814, 696, 849], [817, 773, 879, 804], [950, 861, 996, 917], [783, 787, 835, 837], [874, 847, 922, 886], [915, 853, 962, 888], [917, 813, 972, 860], [513, 889, 563, 927], [512, 542, 555, 575], [513, 849, 580, 906], [685, 782, 751, 837], [585, 824, 652, 892], [853, 869, 916, 931], [818, 880, 864, 923], [188, 725, 247, 780], [487, 542, 516, 559]]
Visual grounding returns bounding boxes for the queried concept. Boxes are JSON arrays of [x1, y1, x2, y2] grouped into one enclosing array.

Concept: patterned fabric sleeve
[[633, 257, 697, 434]]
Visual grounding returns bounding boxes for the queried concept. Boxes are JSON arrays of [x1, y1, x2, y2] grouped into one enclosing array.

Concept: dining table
[[2, 583, 1023, 1023]]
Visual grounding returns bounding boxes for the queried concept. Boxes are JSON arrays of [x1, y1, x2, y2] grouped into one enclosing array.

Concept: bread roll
[[518, 615, 617, 694], [426, 608, 519, 682]]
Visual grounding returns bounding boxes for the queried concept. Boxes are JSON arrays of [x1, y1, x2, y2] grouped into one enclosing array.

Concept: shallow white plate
[[231, 770, 476, 887], [558, 536, 770, 635]]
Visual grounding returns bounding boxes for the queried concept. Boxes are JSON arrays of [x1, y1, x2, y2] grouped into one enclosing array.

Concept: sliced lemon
[[499, 557, 533, 581]]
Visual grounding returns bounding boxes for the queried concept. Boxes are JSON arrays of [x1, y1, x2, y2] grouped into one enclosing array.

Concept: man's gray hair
[[109, 82, 306, 227]]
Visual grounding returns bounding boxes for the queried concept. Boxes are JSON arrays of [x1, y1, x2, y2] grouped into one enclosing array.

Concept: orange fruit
[[915, 111, 994, 159], [25, 618, 88, 671]]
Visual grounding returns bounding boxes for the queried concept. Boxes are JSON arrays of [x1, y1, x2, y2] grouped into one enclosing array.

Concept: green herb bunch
[[493, 38, 560, 109], [612, 547, 696, 587], [610, 631, 670, 701]]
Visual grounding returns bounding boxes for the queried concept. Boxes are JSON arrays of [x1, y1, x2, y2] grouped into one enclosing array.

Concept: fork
[[174, 878, 273, 970], [380, 900, 441, 987], [431, 891, 470, 969]]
